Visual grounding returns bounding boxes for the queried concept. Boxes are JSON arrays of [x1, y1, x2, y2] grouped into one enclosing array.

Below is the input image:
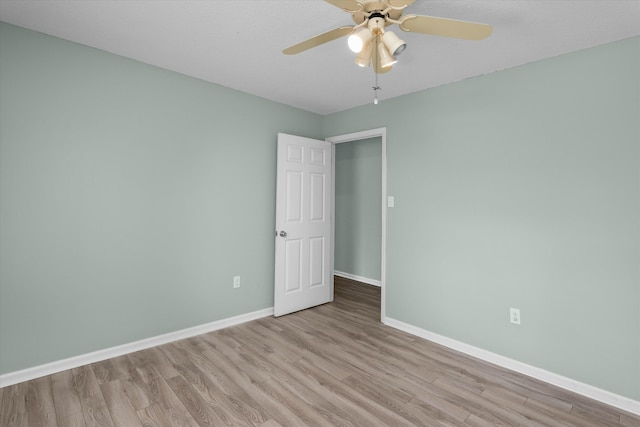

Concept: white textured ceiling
[[1, 0, 639, 115]]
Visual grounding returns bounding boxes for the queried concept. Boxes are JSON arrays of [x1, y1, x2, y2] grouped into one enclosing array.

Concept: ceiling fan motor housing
[[368, 15, 386, 34], [351, 0, 404, 25]]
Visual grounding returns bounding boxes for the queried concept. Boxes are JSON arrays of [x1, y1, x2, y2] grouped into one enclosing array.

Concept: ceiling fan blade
[[323, 0, 362, 12], [388, 0, 415, 7], [400, 15, 492, 40], [283, 26, 354, 55]]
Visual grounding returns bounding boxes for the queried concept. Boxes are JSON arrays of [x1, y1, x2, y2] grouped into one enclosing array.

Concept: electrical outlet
[[510, 308, 521, 325], [233, 276, 241, 288]]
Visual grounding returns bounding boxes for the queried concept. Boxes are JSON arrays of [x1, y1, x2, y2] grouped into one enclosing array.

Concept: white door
[[274, 133, 332, 317]]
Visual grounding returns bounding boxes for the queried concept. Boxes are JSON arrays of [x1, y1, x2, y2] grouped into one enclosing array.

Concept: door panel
[[310, 173, 325, 221], [275, 133, 332, 316], [286, 171, 303, 222], [284, 238, 302, 294], [309, 236, 325, 287]]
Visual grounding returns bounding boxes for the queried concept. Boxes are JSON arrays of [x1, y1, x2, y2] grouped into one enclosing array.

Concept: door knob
[[279, 231, 287, 237]]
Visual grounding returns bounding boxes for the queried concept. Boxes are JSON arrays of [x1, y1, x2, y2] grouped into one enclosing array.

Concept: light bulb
[[348, 27, 373, 53], [374, 96, 379, 105], [348, 34, 363, 53]]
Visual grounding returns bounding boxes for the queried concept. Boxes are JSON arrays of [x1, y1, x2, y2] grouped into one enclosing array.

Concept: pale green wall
[[334, 137, 382, 281], [1, 20, 639, 403], [324, 37, 640, 401], [0, 23, 322, 374]]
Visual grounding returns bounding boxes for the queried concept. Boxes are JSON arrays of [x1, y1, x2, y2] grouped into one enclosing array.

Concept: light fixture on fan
[[349, 15, 405, 71], [282, 0, 492, 104], [282, 0, 493, 66], [382, 31, 406, 57], [377, 40, 397, 68], [354, 42, 373, 66]]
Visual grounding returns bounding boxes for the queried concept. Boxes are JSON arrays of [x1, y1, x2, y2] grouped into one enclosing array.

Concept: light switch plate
[[387, 196, 395, 208]]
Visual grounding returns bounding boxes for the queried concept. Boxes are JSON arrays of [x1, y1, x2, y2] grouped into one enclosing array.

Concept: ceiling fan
[[283, 0, 492, 73]]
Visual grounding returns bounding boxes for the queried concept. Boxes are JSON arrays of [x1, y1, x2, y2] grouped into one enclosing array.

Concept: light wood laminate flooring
[[1, 276, 639, 426]]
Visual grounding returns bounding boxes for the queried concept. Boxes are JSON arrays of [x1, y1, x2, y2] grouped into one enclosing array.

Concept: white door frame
[[326, 128, 387, 322]]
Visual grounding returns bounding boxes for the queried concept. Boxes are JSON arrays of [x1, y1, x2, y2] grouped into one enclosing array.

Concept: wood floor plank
[[620, 412, 640, 427], [570, 401, 623, 426], [132, 356, 165, 387], [272, 358, 413, 426], [199, 333, 272, 384], [108, 355, 136, 381], [254, 378, 330, 427], [225, 341, 356, 426], [239, 321, 308, 365], [71, 365, 114, 427], [99, 380, 143, 427], [146, 377, 200, 427], [297, 356, 442, 426], [50, 370, 85, 427], [91, 361, 116, 385], [136, 404, 172, 427], [523, 396, 604, 427], [256, 420, 283, 427], [3, 277, 638, 426], [255, 357, 362, 426], [1, 382, 28, 427], [433, 375, 543, 426], [128, 348, 179, 381], [166, 375, 232, 427], [161, 341, 267, 426], [118, 367, 151, 411], [195, 337, 314, 426], [25, 376, 57, 427]]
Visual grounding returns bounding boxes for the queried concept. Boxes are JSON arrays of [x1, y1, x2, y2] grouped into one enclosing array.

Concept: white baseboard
[[383, 317, 640, 416], [334, 270, 381, 287], [0, 307, 274, 388]]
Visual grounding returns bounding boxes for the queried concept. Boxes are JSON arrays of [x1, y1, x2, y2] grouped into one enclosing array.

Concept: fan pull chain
[[373, 74, 380, 105], [372, 35, 381, 105]]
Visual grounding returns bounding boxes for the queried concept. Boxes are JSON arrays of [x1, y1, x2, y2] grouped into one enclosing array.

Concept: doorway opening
[[326, 128, 387, 322]]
